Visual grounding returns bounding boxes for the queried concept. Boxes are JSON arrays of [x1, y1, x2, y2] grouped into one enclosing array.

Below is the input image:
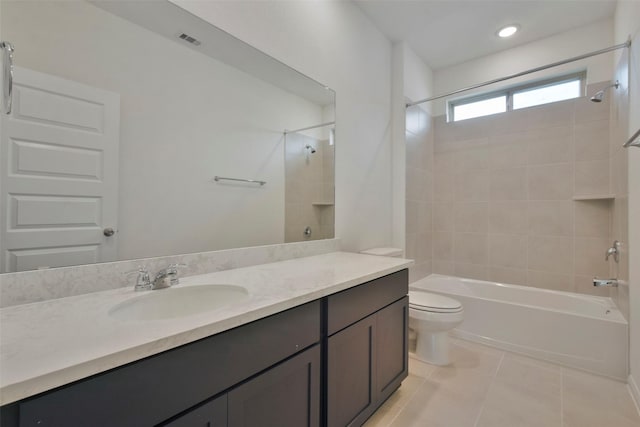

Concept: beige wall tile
[[574, 119, 610, 162], [434, 202, 454, 232], [416, 232, 433, 262], [455, 169, 489, 201], [432, 260, 455, 276], [528, 163, 573, 200], [574, 237, 610, 277], [528, 200, 573, 236], [407, 166, 429, 201], [455, 147, 489, 172], [409, 261, 432, 284], [405, 232, 417, 260], [490, 167, 527, 200], [527, 270, 573, 292], [454, 262, 489, 281], [574, 200, 611, 238], [489, 234, 527, 269], [489, 142, 528, 169], [433, 232, 454, 261], [575, 160, 610, 196], [454, 202, 488, 233], [525, 99, 575, 130], [527, 126, 572, 165], [434, 172, 454, 202], [489, 266, 527, 286], [489, 201, 528, 234], [528, 235, 573, 274], [454, 232, 488, 265]]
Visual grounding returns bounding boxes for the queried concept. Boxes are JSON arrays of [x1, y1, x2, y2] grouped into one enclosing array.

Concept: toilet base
[[414, 331, 450, 366]]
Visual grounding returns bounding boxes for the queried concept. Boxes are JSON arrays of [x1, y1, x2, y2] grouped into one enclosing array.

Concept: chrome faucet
[[125, 264, 187, 291], [593, 278, 618, 287]]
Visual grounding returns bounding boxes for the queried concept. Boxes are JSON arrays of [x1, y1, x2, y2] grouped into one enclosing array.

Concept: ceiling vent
[[177, 33, 201, 46]]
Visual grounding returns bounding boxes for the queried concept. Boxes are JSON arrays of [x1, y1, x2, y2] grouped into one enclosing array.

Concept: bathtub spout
[[593, 278, 618, 287]]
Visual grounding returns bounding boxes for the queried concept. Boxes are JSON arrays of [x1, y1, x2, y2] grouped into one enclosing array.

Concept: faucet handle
[[166, 263, 188, 285], [605, 240, 620, 263], [124, 266, 152, 291]]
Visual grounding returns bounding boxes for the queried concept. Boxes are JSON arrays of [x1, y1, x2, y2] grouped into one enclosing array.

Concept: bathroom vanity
[[0, 253, 410, 426]]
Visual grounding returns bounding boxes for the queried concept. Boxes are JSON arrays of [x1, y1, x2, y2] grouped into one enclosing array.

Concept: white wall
[[3, 1, 324, 260], [614, 0, 640, 406], [433, 19, 614, 116], [171, 0, 393, 252]]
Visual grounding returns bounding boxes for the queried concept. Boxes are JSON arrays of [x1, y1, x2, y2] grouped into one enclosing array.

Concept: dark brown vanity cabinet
[[326, 270, 409, 427], [0, 269, 408, 427], [166, 345, 320, 427]]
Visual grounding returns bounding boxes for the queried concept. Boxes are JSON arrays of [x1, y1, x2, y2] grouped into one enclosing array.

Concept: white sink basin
[[109, 285, 249, 321]]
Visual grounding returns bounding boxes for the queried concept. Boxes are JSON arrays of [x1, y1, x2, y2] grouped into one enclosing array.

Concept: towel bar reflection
[[213, 176, 266, 186], [623, 128, 640, 148]]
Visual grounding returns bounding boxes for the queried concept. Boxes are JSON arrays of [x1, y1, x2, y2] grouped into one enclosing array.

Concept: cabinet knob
[[103, 227, 116, 237]]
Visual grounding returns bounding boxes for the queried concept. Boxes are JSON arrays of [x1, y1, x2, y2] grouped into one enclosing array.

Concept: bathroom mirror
[[0, 0, 335, 273]]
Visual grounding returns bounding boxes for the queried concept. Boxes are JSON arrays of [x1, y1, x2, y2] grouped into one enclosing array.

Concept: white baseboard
[[629, 374, 640, 416]]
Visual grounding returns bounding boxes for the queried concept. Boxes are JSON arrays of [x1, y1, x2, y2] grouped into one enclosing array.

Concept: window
[[449, 72, 585, 122]]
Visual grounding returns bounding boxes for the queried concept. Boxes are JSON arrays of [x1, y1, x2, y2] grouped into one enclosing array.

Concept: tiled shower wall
[[406, 106, 434, 283], [430, 82, 614, 296], [285, 134, 335, 243]]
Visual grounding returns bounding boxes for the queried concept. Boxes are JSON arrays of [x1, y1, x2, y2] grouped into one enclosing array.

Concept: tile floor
[[364, 338, 640, 427]]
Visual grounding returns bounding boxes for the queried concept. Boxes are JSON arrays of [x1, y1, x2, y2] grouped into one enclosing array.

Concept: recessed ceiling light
[[497, 25, 519, 38]]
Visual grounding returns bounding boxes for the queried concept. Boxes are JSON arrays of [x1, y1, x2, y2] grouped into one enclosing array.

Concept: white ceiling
[[354, 0, 617, 70]]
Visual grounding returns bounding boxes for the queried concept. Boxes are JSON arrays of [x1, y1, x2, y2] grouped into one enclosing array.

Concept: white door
[[0, 67, 120, 272]]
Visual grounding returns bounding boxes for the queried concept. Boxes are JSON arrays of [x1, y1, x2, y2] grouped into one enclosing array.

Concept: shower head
[[590, 80, 619, 102], [305, 144, 316, 154]]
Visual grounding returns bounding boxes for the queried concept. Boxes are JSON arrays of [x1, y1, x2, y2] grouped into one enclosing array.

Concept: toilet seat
[[409, 291, 463, 313]]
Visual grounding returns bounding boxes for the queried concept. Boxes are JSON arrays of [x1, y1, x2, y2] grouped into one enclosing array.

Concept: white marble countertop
[[0, 252, 412, 405]]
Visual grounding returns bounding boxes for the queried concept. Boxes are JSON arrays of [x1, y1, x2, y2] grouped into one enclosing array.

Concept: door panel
[[0, 67, 120, 272], [327, 316, 377, 427], [163, 395, 227, 427], [376, 297, 409, 401], [228, 345, 320, 427]]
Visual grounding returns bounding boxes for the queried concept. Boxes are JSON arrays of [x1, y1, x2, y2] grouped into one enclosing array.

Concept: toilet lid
[[409, 291, 462, 312]]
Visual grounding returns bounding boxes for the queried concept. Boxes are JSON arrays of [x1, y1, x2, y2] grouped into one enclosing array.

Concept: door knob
[[103, 227, 116, 237]]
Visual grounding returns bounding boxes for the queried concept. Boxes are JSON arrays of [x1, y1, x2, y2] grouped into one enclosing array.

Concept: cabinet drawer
[[327, 269, 408, 336], [18, 301, 321, 427], [228, 345, 320, 427]]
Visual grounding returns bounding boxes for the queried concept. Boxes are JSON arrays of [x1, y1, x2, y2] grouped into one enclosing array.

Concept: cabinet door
[[163, 395, 227, 427], [327, 315, 377, 427], [376, 297, 408, 403], [227, 345, 320, 427]]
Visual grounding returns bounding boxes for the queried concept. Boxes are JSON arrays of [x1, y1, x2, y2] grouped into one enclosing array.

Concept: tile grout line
[[384, 362, 435, 427], [560, 367, 565, 427], [472, 351, 506, 427]]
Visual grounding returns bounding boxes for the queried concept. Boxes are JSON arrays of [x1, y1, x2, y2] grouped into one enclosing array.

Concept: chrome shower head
[[305, 144, 316, 154], [590, 80, 619, 103]]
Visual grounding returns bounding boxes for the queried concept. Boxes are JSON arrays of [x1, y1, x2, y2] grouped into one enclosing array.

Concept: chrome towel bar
[[213, 176, 266, 186]]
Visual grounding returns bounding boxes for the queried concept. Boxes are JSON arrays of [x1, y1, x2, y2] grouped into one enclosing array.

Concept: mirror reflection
[[0, 0, 335, 273]]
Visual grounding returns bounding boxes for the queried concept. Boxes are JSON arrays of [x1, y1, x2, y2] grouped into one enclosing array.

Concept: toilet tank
[[359, 247, 403, 258]]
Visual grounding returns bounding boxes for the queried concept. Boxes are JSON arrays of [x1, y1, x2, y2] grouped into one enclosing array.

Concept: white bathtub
[[410, 274, 628, 380]]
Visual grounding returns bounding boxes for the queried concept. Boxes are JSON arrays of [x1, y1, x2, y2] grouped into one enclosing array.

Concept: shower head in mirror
[[590, 80, 619, 102], [305, 144, 316, 154]]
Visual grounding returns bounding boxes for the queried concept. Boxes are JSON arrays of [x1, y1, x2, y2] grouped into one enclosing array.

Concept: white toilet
[[408, 290, 463, 366], [359, 247, 464, 366]]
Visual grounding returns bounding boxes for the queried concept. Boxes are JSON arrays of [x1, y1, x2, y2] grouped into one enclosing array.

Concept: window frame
[[448, 71, 586, 122]]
